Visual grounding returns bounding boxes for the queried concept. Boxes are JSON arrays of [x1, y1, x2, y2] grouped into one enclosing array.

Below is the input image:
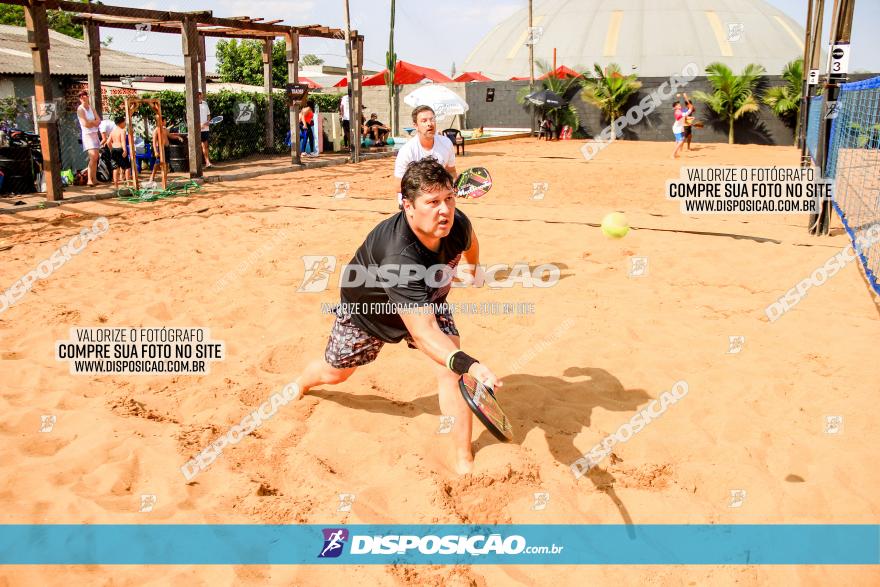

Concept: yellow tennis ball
[[601, 212, 630, 239]]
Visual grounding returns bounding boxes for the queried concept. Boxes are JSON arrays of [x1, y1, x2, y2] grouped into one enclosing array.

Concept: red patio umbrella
[[454, 71, 491, 82]]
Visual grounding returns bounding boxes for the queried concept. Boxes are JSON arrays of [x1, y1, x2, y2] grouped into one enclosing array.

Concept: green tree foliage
[[516, 59, 583, 135], [692, 62, 765, 144], [763, 58, 803, 145], [216, 39, 288, 88], [107, 89, 341, 162], [0, 2, 85, 39], [580, 63, 643, 137], [309, 93, 341, 113], [0, 96, 31, 127], [300, 54, 325, 67]]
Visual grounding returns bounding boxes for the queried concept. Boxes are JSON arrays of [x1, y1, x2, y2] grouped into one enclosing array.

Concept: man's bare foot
[[455, 454, 474, 475], [288, 381, 312, 402]]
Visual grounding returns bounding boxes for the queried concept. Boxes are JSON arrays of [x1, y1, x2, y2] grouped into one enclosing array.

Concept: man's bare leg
[[294, 359, 356, 395], [431, 334, 474, 474], [201, 141, 213, 167], [293, 340, 474, 474], [672, 141, 684, 159]]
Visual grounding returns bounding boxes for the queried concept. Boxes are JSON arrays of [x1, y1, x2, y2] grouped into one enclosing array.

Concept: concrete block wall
[[462, 77, 800, 145], [357, 82, 469, 133]]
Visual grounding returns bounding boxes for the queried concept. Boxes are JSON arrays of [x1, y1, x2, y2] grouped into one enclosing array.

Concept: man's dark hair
[[411, 105, 435, 123], [114, 116, 125, 125], [401, 157, 453, 204]]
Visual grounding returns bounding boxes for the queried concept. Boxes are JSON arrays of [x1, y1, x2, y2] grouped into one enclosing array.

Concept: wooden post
[[357, 34, 364, 161], [198, 34, 207, 95], [796, 0, 813, 151], [181, 16, 202, 177], [155, 101, 168, 190], [84, 22, 102, 118], [804, 0, 826, 232], [812, 0, 855, 236], [263, 37, 274, 153], [528, 0, 535, 134], [124, 97, 138, 191], [286, 29, 301, 165], [351, 33, 363, 163], [24, 0, 62, 201], [800, 0, 824, 162], [344, 2, 355, 161]]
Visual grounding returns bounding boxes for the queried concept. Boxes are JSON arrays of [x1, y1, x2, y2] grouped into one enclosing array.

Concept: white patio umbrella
[[403, 85, 469, 121]]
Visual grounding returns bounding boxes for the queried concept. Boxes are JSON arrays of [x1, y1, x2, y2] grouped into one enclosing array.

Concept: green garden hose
[[116, 180, 201, 203]]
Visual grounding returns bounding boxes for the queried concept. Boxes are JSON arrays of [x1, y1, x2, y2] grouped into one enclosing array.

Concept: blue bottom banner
[[0, 524, 878, 565]]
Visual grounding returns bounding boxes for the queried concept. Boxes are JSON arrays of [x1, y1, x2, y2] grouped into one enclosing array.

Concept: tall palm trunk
[[386, 0, 397, 137], [728, 111, 734, 144]]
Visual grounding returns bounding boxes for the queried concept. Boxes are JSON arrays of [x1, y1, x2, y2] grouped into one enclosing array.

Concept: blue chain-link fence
[[826, 76, 880, 295]]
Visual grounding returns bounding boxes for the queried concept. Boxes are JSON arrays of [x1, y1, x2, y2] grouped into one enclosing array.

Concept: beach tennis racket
[[455, 167, 492, 199], [209, 116, 224, 125], [459, 374, 513, 442]]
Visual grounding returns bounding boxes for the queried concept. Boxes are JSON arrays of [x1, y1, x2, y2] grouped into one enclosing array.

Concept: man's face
[[371, 114, 378, 120], [404, 183, 455, 239], [415, 111, 436, 140]]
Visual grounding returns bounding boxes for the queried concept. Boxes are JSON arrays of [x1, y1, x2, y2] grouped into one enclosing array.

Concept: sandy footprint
[[432, 461, 542, 524], [145, 301, 173, 321], [257, 344, 295, 374]]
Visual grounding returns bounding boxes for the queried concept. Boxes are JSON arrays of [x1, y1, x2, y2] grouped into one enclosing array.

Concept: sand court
[[1, 138, 878, 584]]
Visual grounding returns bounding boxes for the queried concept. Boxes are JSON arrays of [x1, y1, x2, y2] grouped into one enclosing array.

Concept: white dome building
[[463, 0, 806, 79]]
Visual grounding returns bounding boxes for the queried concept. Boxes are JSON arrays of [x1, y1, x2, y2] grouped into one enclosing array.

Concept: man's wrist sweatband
[[446, 350, 478, 375]]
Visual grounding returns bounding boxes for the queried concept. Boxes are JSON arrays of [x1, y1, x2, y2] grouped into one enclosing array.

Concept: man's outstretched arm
[[400, 311, 502, 389], [459, 227, 479, 284]]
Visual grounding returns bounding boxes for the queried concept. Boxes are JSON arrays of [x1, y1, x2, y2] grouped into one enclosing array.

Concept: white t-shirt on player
[[672, 107, 691, 134], [340, 95, 350, 121], [98, 119, 116, 137], [394, 134, 456, 179], [200, 101, 210, 130]]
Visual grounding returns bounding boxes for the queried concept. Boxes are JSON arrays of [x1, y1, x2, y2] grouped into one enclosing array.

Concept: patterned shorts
[[324, 303, 459, 369]]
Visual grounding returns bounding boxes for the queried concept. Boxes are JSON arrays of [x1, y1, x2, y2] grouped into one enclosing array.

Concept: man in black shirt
[[363, 112, 390, 143], [292, 158, 502, 474]]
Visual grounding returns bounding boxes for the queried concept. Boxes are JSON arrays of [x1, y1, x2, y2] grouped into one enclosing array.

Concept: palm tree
[[763, 58, 803, 145], [516, 59, 582, 136], [579, 63, 642, 138], [693, 62, 765, 144]]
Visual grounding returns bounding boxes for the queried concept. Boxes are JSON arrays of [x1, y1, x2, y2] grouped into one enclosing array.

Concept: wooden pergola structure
[[7, 0, 365, 202], [122, 97, 168, 191]]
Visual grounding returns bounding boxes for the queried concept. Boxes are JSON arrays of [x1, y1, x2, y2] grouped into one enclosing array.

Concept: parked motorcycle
[[0, 128, 41, 194]]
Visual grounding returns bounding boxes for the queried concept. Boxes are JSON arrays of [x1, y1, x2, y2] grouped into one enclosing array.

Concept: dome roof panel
[[463, 0, 806, 78]]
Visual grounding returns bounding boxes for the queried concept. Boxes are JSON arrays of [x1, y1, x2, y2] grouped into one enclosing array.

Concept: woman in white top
[[76, 90, 101, 186]]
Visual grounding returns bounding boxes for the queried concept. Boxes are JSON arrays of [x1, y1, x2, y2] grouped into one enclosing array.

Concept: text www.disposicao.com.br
[[683, 199, 816, 213], [72, 360, 207, 373]]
